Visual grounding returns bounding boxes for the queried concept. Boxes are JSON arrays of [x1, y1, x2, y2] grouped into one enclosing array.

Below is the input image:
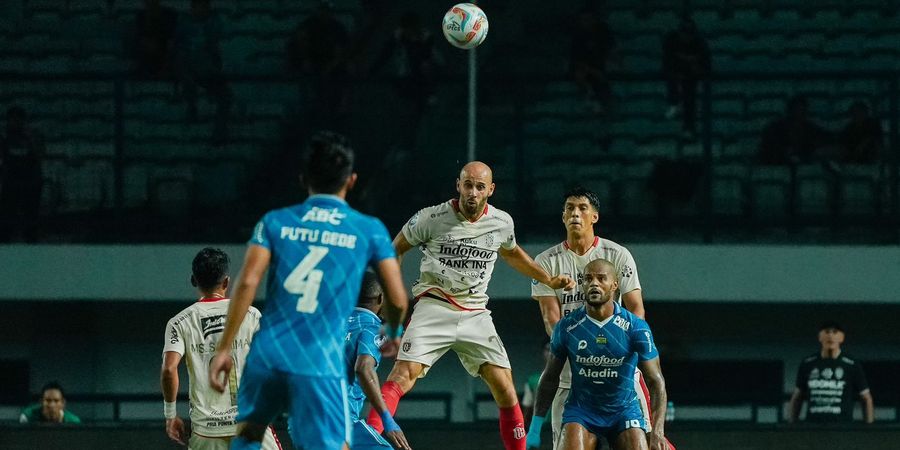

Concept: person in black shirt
[[789, 321, 874, 423]]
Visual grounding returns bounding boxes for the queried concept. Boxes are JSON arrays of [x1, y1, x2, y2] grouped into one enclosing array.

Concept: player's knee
[[236, 422, 267, 442]]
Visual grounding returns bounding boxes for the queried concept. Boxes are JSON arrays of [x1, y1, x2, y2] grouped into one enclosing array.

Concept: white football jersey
[[402, 199, 517, 310], [163, 299, 261, 437], [531, 236, 641, 388]]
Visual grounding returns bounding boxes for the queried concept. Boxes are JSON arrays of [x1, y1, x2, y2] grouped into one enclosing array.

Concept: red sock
[[499, 403, 526, 450], [366, 381, 404, 433]]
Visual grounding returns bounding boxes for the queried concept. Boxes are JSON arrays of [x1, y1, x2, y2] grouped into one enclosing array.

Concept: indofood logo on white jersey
[[575, 355, 626, 367]]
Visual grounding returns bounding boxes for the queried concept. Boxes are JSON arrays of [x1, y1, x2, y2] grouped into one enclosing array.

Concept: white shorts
[[550, 368, 653, 449], [189, 427, 282, 450], [398, 298, 511, 377]]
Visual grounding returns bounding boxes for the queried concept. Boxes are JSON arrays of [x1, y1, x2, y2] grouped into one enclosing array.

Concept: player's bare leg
[[367, 360, 426, 432], [479, 363, 519, 407], [480, 363, 527, 450], [559, 423, 598, 450], [384, 360, 426, 393], [612, 428, 649, 450]]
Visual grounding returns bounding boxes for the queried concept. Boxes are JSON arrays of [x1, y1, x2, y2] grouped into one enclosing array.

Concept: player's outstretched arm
[[526, 353, 565, 449], [355, 354, 412, 450], [639, 357, 668, 450], [210, 245, 271, 393], [160, 351, 188, 446], [375, 256, 409, 357], [499, 246, 575, 290], [533, 296, 561, 337]]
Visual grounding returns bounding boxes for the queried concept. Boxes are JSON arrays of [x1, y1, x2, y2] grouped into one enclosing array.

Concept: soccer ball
[[441, 3, 489, 49]]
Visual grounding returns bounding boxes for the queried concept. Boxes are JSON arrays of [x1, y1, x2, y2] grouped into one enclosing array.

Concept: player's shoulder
[[839, 354, 860, 366], [486, 204, 514, 226], [167, 303, 199, 326], [246, 305, 263, 320], [405, 201, 453, 228], [594, 236, 632, 257], [617, 306, 650, 332], [801, 353, 820, 364], [536, 242, 566, 261], [558, 307, 587, 331]]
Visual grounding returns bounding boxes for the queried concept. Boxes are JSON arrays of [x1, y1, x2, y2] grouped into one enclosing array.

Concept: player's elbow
[[354, 356, 376, 378], [160, 366, 178, 384]]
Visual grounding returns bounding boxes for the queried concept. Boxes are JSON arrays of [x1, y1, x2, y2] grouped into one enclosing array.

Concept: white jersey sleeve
[[614, 247, 641, 294], [163, 317, 186, 355], [530, 251, 556, 297], [401, 207, 433, 246]]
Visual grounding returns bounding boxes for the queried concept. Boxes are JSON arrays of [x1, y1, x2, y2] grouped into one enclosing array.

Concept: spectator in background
[[840, 101, 882, 164], [19, 382, 81, 424], [570, 7, 616, 114], [132, 0, 177, 78], [0, 106, 44, 243], [371, 11, 441, 150], [286, 1, 350, 130], [662, 16, 710, 140], [174, 0, 232, 144], [758, 95, 829, 165], [789, 321, 874, 424]]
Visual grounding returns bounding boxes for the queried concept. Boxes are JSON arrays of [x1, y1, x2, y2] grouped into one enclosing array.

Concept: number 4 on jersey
[[283, 246, 329, 313]]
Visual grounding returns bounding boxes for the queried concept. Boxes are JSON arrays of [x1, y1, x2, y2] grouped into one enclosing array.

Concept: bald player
[[528, 259, 668, 450], [367, 161, 575, 450]]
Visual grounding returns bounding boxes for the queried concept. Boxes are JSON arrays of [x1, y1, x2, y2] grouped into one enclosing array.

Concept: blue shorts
[[236, 362, 350, 450], [351, 420, 392, 449], [561, 402, 648, 441]]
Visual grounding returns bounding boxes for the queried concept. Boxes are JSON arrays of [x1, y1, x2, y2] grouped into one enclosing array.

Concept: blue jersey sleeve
[[368, 217, 396, 264], [356, 327, 382, 361], [631, 319, 659, 361], [248, 212, 273, 249], [549, 319, 568, 359]]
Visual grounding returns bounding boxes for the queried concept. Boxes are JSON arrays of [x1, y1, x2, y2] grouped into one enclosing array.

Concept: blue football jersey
[[245, 194, 395, 377], [551, 303, 659, 417], [345, 307, 386, 422]]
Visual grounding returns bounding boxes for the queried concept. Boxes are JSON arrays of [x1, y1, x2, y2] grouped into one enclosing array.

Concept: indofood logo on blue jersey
[[575, 355, 625, 367]]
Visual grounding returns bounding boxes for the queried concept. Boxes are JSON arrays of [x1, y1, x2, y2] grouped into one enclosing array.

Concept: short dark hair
[[41, 381, 65, 398], [820, 321, 844, 333], [563, 186, 601, 213], [192, 247, 230, 291], [357, 270, 383, 306], [303, 131, 355, 194]]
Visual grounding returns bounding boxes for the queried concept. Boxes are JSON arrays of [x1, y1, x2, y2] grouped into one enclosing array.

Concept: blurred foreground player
[[368, 161, 575, 450], [527, 259, 669, 450], [345, 271, 412, 450], [209, 131, 409, 450], [161, 247, 280, 449]]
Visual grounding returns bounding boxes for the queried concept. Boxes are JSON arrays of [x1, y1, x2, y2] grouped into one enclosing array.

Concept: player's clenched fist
[[208, 351, 233, 393], [548, 274, 576, 291]]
